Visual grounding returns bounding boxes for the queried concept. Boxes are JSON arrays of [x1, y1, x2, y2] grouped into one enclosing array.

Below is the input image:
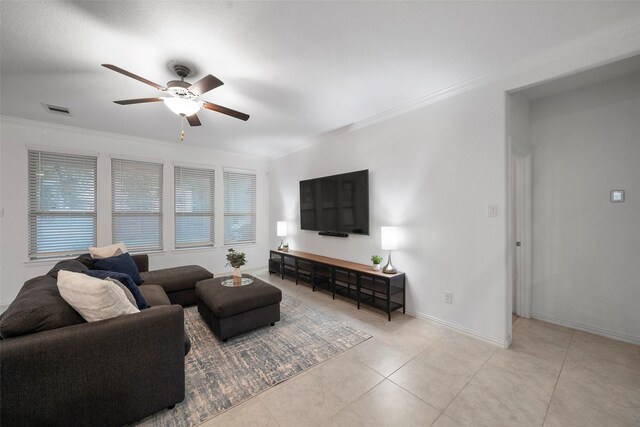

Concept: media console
[[268, 249, 406, 321]]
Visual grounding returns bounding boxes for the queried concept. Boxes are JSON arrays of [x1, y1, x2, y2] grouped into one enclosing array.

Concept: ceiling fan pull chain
[[180, 115, 185, 142]]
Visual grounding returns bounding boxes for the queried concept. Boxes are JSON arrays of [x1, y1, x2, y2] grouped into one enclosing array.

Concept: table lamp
[[381, 226, 398, 274], [277, 221, 287, 250]]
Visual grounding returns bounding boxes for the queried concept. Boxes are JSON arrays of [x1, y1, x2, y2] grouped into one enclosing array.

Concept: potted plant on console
[[226, 248, 247, 284], [371, 255, 383, 271]]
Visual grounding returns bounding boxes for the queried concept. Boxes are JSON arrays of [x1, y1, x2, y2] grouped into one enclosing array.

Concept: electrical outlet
[[487, 205, 498, 217], [444, 291, 453, 304]]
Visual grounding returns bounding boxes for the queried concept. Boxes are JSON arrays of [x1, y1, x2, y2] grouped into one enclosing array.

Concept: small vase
[[233, 267, 241, 284], [373, 264, 381, 271]]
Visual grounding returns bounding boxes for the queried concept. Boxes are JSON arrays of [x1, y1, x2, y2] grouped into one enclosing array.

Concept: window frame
[[111, 157, 164, 252], [27, 149, 98, 260], [223, 169, 257, 245], [174, 164, 216, 249]]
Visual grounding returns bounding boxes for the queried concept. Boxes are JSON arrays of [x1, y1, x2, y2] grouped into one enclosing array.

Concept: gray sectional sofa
[[0, 254, 212, 427]]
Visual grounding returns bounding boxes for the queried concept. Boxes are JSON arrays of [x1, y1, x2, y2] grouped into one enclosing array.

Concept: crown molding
[[0, 115, 268, 160]]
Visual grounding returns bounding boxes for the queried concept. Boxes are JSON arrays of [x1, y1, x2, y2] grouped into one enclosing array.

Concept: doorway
[[508, 136, 532, 320]]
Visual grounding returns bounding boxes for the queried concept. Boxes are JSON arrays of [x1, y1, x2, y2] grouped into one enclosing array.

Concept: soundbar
[[318, 231, 348, 238]]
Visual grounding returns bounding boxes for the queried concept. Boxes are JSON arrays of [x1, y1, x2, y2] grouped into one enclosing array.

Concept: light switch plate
[[444, 291, 453, 304], [487, 205, 498, 217]]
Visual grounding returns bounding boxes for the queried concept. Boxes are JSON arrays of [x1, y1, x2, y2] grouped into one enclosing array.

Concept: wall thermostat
[[610, 190, 625, 203]]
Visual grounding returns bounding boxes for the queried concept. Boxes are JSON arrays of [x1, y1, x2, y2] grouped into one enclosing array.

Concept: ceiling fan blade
[[113, 97, 163, 105], [186, 114, 202, 126], [202, 101, 250, 121], [188, 74, 223, 96], [102, 64, 165, 90]]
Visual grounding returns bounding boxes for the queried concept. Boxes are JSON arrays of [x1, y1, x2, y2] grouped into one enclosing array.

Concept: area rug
[[135, 293, 371, 426]]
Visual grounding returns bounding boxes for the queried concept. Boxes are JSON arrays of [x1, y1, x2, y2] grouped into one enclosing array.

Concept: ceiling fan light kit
[[163, 97, 200, 116], [102, 63, 249, 140]]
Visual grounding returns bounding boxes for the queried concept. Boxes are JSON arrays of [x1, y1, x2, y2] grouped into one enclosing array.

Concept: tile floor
[[201, 269, 640, 427]]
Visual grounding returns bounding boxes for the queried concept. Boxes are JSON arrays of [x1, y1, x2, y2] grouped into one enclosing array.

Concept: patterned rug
[[135, 293, 371, 426]]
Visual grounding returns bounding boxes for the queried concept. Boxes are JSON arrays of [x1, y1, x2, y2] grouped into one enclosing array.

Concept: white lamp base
[[383, 251, 397, 274]]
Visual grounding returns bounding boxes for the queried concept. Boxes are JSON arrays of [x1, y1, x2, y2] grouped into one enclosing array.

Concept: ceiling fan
[[102, 63, 250, 128]]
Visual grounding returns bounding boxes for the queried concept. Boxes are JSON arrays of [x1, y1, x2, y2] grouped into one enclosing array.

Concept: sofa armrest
[[0, 305, 185, 427], [132, 253, 149, 272]]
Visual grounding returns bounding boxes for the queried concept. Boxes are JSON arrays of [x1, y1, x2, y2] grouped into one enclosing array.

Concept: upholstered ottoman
[[195, 277, 282, 341]]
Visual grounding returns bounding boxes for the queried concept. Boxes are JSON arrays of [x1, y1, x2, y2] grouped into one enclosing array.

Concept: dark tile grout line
[[199, 273, 372, 427], [274, 272, 443, 425], [261, 272, 440, 426], [207, 271, 517, 426], [541, 328, 575, 426], [275, 271, 504, 426], [430, 344, 498, 427], [380, 332, 499, 427]]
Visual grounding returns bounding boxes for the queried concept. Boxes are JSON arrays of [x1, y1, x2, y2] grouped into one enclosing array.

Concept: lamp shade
[[381, 226, 398, 250], [276, 221, 287, 237]]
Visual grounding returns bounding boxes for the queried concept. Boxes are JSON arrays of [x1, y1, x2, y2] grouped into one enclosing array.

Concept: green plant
[[370, 255, 383, 265], [226, 248, 247, 268]]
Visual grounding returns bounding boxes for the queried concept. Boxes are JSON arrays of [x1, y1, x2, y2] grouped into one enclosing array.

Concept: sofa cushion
[[84, 270, 149, 309], [138, 285, 171, 307], [92, 252, 143, 285], [140, 265, 212, 294], [0, 275, 86, 338], [57, 271, 139, 322], [88, 242, 128, 259], [47, 259, 89, 279]]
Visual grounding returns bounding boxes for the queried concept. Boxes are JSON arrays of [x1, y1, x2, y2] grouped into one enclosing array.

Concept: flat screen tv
[[300, 169, 369, 235]]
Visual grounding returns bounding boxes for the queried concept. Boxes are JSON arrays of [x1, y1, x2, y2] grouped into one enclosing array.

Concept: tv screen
[[300, 169, 369, 235]]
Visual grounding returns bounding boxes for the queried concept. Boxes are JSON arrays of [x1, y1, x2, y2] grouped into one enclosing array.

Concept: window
[[174, 165, 215, 248], [28, 150, 97, 259], [112, 158, 163, 251], [224, 169, 256, 244]]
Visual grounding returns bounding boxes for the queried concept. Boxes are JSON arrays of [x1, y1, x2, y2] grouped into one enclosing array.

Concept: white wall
[[270, 82, 510, 345], [530, 73, 640, 343], [269, 19, 640, 346], [0, 117, 270, 306]]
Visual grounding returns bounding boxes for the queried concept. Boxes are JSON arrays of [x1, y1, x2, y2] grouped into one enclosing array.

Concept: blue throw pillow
[[92, 252, 143, 285], [84, 270, 150, 309]]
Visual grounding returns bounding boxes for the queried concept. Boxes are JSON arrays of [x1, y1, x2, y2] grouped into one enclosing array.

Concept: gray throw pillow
[[105, 277, 137, 308]]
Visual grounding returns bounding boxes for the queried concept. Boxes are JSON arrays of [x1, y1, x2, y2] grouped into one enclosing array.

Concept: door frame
[[507, 135, 533, 323]]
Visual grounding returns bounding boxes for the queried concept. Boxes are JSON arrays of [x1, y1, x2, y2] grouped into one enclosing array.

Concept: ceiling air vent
[[43, 103, 72, 116]]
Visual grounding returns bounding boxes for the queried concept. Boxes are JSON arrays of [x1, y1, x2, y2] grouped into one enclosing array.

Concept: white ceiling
[[2, 1, 640, 157]]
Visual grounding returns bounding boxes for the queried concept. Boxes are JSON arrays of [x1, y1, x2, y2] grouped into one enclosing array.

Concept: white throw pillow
[[88, 242, 128, 259], [57, 270, 139, 322]]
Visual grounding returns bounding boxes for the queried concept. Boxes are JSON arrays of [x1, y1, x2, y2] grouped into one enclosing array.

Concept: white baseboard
[[532, 312, 640, 345], [408, 309, 509, 348]]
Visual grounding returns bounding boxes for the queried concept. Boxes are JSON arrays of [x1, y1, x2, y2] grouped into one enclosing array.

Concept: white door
[[509, 136, 532, 319]]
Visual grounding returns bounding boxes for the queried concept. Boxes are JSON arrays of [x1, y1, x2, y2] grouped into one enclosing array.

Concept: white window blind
[[112, 158, 163, 251], [174, 166, 215, 248], [28, 150, 97, 259], [224, 170, 256, 244]]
